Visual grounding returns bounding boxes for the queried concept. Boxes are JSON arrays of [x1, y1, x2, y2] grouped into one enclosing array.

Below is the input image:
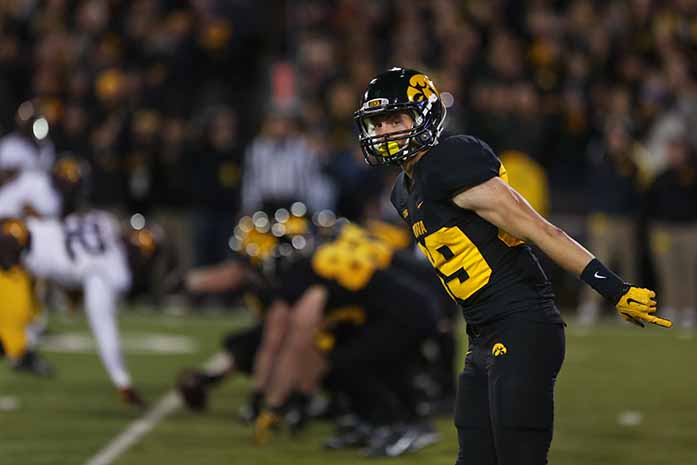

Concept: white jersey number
[[64, 217, 107, 260]]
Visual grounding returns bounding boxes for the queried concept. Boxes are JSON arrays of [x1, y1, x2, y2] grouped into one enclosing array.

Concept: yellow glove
[[616, 287, 672, 328], [253, 410, 281, 446]]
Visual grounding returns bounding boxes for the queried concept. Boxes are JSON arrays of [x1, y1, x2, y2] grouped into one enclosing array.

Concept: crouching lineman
[[177, 210, 446, 456], [0, 214, 160, 407], [244, 212, 442, 456]]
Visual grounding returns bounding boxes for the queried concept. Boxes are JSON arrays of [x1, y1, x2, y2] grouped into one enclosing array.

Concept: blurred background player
[[0, 218, 53, 375], [0, 154, 89, 220], [1, 213, 161, 408], [645, 131, 697, 329], [177, 209, 448, 456], [0, 156, 60, 219], [576, 118, 646, 325], [0, 156, 90, 376], [252, 215, 441, 456], [241, 109, 336, 215]]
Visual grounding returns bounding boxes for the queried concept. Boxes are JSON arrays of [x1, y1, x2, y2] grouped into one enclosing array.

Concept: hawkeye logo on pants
[[492, 343, 507, 357]]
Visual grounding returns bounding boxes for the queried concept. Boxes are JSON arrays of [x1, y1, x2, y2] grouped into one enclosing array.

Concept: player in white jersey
[[0, 170, 61, 219], [0, 155, 87, 220], [1, 214, 160, 407]]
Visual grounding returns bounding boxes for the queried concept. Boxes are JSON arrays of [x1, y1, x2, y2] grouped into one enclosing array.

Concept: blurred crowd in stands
[[1, 0, 696, 324]]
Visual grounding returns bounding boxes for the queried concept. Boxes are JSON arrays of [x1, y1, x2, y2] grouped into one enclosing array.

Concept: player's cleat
[[10, 351, 55, 377], [408, 421, 441, 452], [253, 410, 281, 446], [119, 387, 147, 409], [284, 405, 308, 434], [362, 422, 440, 457], [285, 391, 310, 434], [176, 368, 209, 411], [238, 390, 264, 423], [362, 426, 404, 457], [323, 421, 372, 450]]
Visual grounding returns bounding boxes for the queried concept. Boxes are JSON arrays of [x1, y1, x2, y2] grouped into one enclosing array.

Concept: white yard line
[[82, 353, 227, 465], [83, 391, 181, 465]]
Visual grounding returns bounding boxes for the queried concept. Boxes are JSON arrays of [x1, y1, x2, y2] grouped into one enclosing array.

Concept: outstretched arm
[[453, 177, 671, 328], [185, 261, 248, 294], [453, 177, 592, 275]]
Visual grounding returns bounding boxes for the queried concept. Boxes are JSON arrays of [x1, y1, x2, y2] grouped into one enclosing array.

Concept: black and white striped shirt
[[241, 135, 335, 213]]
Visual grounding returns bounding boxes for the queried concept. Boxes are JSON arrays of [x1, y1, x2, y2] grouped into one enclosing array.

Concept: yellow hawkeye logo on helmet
[[492, 343, 507, 357], [407, 74, 438, 103]]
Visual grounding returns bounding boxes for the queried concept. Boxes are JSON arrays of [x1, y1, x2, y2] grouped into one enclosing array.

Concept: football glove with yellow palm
[[615, 286, 672, 328], [581, 258, 672, 328]]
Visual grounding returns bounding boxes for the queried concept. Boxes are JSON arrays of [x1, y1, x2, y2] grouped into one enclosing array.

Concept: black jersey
[[391, 135, 561, 326], [274, 225, 438, 332], [391, 249, 460, 320], [242, 278, 278, 319]]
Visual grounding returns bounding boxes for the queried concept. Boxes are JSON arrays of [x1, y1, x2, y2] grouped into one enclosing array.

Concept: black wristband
[[580, 258, 629, 304]]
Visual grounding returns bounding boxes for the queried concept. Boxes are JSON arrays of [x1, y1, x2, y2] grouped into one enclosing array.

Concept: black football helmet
[[229, 203, 314, 277], [354, 67, 447, 166]]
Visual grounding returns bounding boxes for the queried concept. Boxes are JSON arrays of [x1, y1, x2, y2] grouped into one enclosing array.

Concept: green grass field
[[1, 309, 696, 465]]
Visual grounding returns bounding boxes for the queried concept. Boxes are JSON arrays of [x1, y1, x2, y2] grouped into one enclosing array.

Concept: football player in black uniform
[[176, 213, 289, 414], [354, 67, 672, 465], [180, 210, 446, 454], [253, 217, 442, 456]]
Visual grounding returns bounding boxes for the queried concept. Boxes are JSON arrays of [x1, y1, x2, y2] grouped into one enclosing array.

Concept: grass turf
[[1, 309, 696, 465]]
